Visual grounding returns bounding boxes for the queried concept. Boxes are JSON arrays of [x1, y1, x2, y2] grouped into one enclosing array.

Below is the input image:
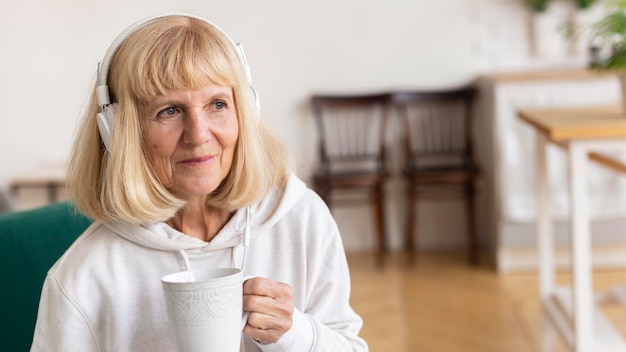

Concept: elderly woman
[[31, 14, 367, 352]]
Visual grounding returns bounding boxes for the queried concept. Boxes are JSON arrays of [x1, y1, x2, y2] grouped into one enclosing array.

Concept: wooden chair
[[311, 93, 392, 266], [392, 88, 479, 265]]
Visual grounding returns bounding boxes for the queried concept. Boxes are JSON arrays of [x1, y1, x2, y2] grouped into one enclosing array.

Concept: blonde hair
[[68, 15, 291, 224]]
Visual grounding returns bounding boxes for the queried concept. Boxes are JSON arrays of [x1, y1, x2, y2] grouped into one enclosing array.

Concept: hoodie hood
[[103, 173, 307, 253]]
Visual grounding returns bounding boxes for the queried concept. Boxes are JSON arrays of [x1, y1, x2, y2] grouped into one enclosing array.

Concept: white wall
[[0, 0, 595, 251]]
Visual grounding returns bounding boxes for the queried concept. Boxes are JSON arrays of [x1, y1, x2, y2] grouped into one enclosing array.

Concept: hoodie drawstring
[[232, 206, 251, 269], [178, 249, 195, 281], [179, 249, 192, 272], [241, 206, 250, 270]]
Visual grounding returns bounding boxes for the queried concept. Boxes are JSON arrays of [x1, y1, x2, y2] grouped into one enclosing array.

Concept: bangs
[[116, 17, 240, 106]]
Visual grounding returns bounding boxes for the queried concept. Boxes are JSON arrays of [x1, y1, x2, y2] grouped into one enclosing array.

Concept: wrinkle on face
[[140, 84, 239, 202]]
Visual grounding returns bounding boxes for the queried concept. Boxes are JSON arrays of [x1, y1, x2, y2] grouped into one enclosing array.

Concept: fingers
[[243, 277, 294, 344]]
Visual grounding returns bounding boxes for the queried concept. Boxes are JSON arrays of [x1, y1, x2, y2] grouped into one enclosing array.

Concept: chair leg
[[406, 183, 417, 264], [465, 182, 478, 265], [373, 184, 386, 267]]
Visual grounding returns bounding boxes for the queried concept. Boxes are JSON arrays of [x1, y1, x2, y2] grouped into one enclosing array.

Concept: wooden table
[[477, 69, 621, 273], [10, 163, 67, 204], [519, 105, 626, 351]]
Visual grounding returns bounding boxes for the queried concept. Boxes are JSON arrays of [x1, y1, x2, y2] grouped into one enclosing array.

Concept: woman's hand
[[243, 277, 294, 344]]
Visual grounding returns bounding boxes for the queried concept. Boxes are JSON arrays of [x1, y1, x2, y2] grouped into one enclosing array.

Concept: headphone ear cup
[[96, 103, 117, 151], [250, 86, 260, 115]]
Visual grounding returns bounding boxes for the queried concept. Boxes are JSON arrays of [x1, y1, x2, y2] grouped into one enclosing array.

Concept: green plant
[[562, 1, 596, 38], [529, 0, 551, 12], [590, 0, 626, 69], [575, 0, 596, 9]]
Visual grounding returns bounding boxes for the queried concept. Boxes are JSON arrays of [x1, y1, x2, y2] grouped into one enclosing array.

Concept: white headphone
[[95, 13, 260, 151]]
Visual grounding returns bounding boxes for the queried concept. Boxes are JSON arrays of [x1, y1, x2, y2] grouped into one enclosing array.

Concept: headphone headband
[[96, 13, 253, 107]]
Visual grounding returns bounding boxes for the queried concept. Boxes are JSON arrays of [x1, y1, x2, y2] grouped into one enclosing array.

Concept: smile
[[180, 155, 215, 165]]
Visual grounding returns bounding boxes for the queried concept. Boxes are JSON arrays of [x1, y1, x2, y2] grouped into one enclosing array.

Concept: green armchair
[[0, 202, 92, 351]]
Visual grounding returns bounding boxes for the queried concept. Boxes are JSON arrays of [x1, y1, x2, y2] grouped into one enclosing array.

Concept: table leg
[[568, 142, 593, 351], [536, 132, 554, 301], [541, 307, 557, 352]]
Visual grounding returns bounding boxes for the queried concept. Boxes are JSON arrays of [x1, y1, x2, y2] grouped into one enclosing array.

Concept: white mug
[[161, 267, 251, 352]]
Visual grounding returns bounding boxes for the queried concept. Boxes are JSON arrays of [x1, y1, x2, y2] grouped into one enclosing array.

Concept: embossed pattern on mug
[[163, 275, 241, 327]]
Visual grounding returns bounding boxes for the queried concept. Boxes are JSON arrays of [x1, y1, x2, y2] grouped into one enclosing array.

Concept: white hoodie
[[31, 174, 368, 351]]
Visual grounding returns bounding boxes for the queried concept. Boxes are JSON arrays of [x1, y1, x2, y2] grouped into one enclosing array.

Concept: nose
[[182, 109, 212, 145]]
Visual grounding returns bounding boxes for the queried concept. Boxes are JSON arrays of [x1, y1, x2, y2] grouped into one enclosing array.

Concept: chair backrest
[[311, 93, 392, 174], [392, 88, 476, 171], [0, 202, 92, 351]]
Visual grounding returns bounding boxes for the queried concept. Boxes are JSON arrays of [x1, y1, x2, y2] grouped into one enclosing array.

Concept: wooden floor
[[347, 251, 626, 352]]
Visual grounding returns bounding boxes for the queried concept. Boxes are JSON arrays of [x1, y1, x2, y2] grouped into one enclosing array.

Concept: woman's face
[[141, 84, 239, 201]]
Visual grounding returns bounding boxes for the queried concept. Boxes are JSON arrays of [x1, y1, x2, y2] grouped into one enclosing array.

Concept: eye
[[157, 106, 179, 118], [212, 101, 227, 110]]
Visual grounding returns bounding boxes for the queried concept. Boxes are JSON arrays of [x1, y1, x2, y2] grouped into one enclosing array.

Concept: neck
[[167, 200, 233, 242]]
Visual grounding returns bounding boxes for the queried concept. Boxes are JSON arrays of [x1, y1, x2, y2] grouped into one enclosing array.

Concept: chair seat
[[404, 167, 477, 183], [314, 170, 388, 187]]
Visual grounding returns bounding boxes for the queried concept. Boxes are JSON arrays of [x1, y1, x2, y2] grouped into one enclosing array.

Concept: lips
[[180, 155, 214, 164]]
